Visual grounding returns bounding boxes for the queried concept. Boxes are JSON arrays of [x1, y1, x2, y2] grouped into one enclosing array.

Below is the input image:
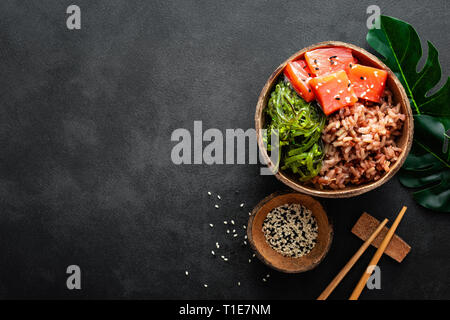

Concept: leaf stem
[[381, 22, 421, 114], [415, 140, 450, 168]]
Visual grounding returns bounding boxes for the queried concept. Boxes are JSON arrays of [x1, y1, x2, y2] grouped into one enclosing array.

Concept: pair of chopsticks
[[317, 206, 407, 300]]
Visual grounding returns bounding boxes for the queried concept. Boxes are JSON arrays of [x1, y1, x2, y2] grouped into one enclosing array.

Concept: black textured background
[[0, 0, 449, 299]]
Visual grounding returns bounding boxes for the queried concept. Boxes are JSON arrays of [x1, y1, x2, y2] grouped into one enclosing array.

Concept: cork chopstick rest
[[352, 212, 411, 263]]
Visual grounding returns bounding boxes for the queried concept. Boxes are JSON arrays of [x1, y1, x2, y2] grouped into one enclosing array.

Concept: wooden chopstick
[[317, 218, 389, 300], [349, 206, 407, 300]]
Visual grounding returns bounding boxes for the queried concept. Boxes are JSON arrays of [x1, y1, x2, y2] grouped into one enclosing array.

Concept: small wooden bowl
[[247, 191, 333, 273], [255, 41, 414, 198]]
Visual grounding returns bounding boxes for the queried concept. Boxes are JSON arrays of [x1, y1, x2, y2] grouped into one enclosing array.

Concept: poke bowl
[[255, 41, 413, 198]]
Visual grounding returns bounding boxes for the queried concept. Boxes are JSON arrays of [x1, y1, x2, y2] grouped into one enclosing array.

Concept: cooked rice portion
[[312, 90, 405, 189]]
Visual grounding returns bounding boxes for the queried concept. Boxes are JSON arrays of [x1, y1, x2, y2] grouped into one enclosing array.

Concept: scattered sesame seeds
[[262, 278, 267, 282], [211, 250, 215, 256], [224, 221, 228, 224], [233, 234, 238, 238], [243, 241, 247, 245], [248, 259, 252, 263], [215, 204, 219, 209], [227, 229, 230, 234], [217, 195, 221, 200], [243, 225, 246, 229], [262, 203, 318, 258], [240, 203, 245, 208], [207, 191, 212, 196], [252, 253, 256, 257], [204, 284, 208, 288], [231, 220, 235, 225], [185, 271, 189, 276], [209, 223, 214, 228], [244, 235, 248, 239], [216, 242, 220, 248], [232, 229, 236, 233]]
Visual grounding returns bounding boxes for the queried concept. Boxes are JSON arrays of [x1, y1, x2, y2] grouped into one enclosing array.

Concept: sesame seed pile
[[263, 203, 318, 258]]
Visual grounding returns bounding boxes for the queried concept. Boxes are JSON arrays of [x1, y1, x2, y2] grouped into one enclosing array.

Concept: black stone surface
[[0, 0, 448, 299]]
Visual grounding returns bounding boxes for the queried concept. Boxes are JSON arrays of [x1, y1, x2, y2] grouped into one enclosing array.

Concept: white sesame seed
[[243, 241, 247, 245], [207, 192, 211, 196], [231, 220, 235, 225], [216, 242, 220, 248], [262, 278, 267, 282], [232, 229, 236, 233], [266, 274, 270, 278], [326, 89, 331, 93], [374, 71, 379, 77], [223, 221, 227, 224], [209, 223, 214, 228], [240, 203, 244, 208], [233, 234, 238, 237], [217, 195, 221, 200], [252, 253, 256, 257], [244, 235, 248, 239], [215, 204, 219, 209], [221, 255, 225, 259], [381, 82, 384, 85], [248, 259, 252, 263], [243, 225, 246, 229], [227, 229, 230, 234], [237, 282, 241, 286], [337, 79, 342, 83], [211, 250, 215, 255], [185, 271, 189, 276], [371, 84, 374, 88], [204, 284, 208, 288], [248, 212, 251, 216], [223, 257, 228, 261]]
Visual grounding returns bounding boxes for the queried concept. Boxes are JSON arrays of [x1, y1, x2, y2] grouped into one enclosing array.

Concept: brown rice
[[312, 90, 405, 189]]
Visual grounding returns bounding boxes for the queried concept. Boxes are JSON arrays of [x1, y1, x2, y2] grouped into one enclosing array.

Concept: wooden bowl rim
[[247, 191, 333, 273], [255, 41, 414, 198]]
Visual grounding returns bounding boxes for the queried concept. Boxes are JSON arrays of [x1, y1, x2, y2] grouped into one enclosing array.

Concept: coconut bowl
[[247, 191, 333, 273], [255, 41, 414, 198]]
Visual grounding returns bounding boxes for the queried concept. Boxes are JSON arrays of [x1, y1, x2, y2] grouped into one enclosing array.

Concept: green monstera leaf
[[367, 15, 450, 212]]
